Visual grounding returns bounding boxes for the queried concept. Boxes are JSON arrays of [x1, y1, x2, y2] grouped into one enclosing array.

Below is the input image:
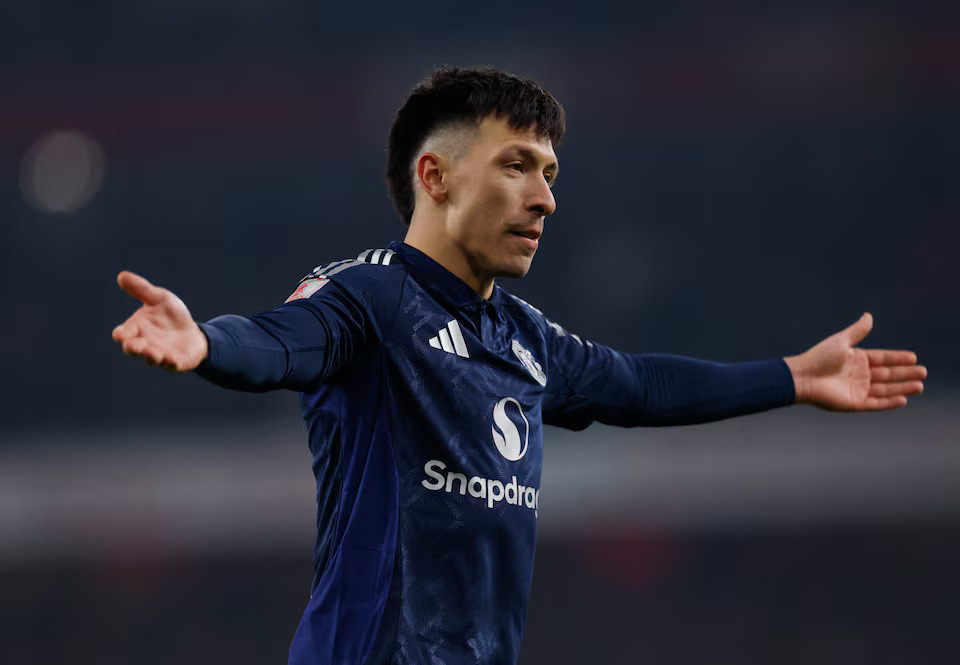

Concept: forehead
[[471, 115, 557, 162]]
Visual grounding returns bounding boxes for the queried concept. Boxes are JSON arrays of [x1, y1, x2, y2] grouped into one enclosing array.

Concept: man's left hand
[[784, 313, 926, 412]]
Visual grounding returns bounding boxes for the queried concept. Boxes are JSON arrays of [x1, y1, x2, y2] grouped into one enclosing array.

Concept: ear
[[416, 152, 448, 204]]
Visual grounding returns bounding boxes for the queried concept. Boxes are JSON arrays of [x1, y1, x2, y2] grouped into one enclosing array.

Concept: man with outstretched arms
[[112, 67, 927, 665]]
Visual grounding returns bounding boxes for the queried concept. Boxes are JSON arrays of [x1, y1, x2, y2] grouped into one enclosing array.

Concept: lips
[[510, 228, 542, 241], [510, 228, 541, 250]]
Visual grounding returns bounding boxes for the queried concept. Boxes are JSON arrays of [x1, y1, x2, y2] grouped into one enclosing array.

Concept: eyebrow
[[502, 145, 560, 179]]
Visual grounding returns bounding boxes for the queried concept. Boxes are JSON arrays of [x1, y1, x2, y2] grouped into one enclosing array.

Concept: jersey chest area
[[384, 284, 548, 489]]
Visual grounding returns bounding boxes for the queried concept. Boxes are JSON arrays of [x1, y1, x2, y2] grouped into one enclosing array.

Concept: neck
[[403, 219, 495, 299]]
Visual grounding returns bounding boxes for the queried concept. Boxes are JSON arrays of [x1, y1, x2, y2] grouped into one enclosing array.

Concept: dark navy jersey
[[196, 241, 795, 665]]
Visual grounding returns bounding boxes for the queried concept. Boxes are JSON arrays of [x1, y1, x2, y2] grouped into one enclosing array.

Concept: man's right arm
[[196, 293, 366, 392], [113, 270, 367, 393]]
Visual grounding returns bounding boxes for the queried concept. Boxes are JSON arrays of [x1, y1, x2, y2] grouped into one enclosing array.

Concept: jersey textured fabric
[[195, 240, 796, 665]]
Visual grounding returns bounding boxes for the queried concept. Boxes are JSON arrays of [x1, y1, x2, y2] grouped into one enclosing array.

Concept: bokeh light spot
[[20, 130, 106, 214]]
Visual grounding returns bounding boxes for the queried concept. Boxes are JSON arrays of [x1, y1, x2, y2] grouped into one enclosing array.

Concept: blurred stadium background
[[2, 0, 959, 663]]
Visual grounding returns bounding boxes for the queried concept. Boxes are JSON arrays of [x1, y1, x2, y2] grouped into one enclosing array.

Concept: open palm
[[111, 271, 208, 372], [785, 313, 926, 412]]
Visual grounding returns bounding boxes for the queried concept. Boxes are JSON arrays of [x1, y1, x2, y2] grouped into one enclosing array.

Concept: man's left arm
[[542, 312, 926, 431], [782, 312, 926, 411]]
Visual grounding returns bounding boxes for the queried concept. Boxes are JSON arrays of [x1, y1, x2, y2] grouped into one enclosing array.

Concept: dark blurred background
[[1, 1, 958, 663]]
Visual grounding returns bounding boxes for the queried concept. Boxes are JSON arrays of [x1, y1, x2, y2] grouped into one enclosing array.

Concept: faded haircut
[[385, 66, 566, 225]]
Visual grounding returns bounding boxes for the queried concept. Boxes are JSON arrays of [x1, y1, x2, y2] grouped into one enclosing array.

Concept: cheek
[[471, 182, 514, 228], [451, 176, 517, 248]]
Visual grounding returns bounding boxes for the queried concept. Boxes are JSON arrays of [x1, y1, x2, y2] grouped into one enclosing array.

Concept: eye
[[507, 162, 524, 173]]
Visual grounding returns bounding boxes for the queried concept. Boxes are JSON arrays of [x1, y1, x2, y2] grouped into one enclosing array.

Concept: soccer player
[[111, 67, 926, 665]]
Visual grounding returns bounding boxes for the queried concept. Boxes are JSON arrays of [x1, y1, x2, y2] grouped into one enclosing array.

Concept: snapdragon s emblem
[[420, 396, 538, 515], [492, 397, 529, 461], [512, 339, 546, 386]]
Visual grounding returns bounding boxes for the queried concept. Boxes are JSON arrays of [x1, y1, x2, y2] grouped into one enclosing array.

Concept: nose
[[527, 177, 557, 217]]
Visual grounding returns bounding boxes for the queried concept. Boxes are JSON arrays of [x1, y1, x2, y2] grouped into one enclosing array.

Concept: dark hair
[[386, 66, 566, 225]]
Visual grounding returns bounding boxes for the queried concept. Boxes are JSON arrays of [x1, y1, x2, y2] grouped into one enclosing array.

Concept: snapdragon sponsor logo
[[492, 396, 528, 461], [421, 460, 540, 516]]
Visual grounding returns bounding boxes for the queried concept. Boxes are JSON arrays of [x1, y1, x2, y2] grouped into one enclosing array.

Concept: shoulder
[[499, 290, 554, 330], [500, 289, 594, 347], [286, 246, 408, 304]]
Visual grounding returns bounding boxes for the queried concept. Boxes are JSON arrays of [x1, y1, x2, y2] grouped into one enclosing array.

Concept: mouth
[[511, 227, 542, 240], [509, 229, 541, 250], [510, 228, 542, 241]]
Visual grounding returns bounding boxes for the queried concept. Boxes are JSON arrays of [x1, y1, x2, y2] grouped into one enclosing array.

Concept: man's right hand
[[112, 271, 208, 372]]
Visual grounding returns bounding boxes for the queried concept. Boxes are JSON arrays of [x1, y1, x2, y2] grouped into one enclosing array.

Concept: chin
[[499, 258, 534, 279]]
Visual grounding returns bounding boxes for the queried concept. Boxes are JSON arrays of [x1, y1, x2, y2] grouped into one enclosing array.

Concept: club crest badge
[[512, 339, 547, 386]]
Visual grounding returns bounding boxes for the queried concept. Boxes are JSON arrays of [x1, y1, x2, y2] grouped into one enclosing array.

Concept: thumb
[[117, 270, 167, 307], [844, 312, 873, 346]]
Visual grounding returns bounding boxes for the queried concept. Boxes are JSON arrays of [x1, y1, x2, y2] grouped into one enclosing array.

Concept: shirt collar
[[388, 241, 504, 309]]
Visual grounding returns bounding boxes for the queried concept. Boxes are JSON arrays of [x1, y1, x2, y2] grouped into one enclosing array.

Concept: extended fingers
[[858, 395, 909, 412], [123, 336, 152, 359], [120, 334, 189, 371], [866, 349, 919, 367], [869, 381, 925, 398], [112, 321, 139, 342], [871, 365, 928, 382], [123, 337, 171, 367], [867, 355, 926, 402]]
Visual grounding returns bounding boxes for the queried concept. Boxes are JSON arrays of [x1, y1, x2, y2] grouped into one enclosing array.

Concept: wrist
[[783, 354, 808, 404], [193, 322, 213, 369]]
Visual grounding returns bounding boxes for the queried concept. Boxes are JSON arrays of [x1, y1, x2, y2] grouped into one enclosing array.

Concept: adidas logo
[[428, 320, 469, 358]]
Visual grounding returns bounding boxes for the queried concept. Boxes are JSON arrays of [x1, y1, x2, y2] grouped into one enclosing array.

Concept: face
[[442, 116, 559, 283]]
